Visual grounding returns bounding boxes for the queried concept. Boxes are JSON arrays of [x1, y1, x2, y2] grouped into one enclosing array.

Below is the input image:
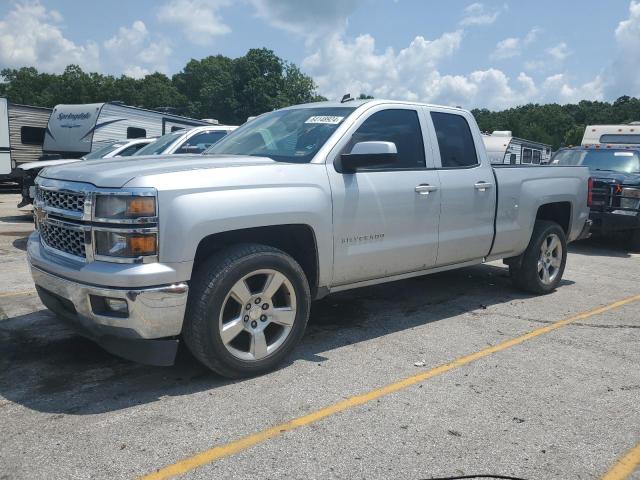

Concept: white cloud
[[491, 27, 540, 61], [157, 0, 232, 46], [460, 2, 501, 26], [523, 26, 541, 45], [303, 25, 604, 110], [104, 21, 172, 78], [249, 0, 362, 43], [303, 31, 464, 102], [546, 42, 570, 62], [607, 0, 640, 97], [0, 1, 100, 72], [491, 37, 521, 60]]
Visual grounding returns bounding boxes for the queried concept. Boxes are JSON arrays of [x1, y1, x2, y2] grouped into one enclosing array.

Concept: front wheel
[[510, 221, 567, 294], [183, 244, 310, 378]]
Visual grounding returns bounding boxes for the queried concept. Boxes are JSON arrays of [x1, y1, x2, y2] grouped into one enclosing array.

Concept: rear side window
[[522, 148, 532, 164], [127, 127, 146, 139], [21, 126, 46, 145], [430, 112, 478, 168], [348, 109, 425, 169]]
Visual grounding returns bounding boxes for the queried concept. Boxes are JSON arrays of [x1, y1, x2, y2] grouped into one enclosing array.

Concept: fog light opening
[[105, 297, 129, 315]]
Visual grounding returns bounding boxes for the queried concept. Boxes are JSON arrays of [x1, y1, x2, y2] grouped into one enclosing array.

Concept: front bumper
[[30, 265, 189, 366], [590, 210, 640, 233]]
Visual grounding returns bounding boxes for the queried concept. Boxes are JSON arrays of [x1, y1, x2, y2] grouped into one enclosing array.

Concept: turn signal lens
[[95, 231, 157, 257], [129, 235, 157, 255], [126, 198, 156, 217]]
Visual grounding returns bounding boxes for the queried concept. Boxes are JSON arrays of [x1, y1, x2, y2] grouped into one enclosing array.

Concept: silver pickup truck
[[27, 100, 592, 377]]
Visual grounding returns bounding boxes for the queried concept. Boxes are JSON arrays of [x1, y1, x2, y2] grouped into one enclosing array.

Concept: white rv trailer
[[42, 102, 211, 159], [0, 98, 52, 179], [482, 130, 552, 165], [581, 123, 640, 146]]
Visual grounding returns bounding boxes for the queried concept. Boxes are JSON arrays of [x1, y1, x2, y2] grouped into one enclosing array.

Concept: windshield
[[82, 141, 125, 160], [135, 131, 183, 156], [552, 149, 640, 173], [205, 107, 356, 163]]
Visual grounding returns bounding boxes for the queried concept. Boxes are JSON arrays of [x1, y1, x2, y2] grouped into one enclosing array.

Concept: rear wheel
[[510, 221, 567, 294], [183, 244, 310, 378]]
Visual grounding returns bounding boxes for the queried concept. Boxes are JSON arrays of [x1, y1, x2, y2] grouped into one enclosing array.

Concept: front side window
[[135, 131, 182, 156], [430, 112, 478, 168], [176, 131, 227, 154], [207, 107, 356, 163], [21, 126, 46, 145], [346, 109, 426, 170], [82, 141, 124, 160], [117, 143, 148, 157], [522, 148, 533, 164]]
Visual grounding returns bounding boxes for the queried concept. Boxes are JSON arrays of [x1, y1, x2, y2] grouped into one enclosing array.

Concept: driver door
[[326, 105, 441, 286]]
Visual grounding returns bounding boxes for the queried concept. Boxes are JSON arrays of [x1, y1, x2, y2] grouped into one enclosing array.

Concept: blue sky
[[1, 0, 639, 110]]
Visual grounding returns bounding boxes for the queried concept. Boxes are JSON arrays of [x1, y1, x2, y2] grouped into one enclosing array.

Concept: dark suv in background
[[552, 146, 640, 250]]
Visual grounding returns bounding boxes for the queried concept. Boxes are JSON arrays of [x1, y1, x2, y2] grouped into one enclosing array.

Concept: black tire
[[629, 229, 640, 252], [183, 243, 310, 378], [510, 220, 567, 294]]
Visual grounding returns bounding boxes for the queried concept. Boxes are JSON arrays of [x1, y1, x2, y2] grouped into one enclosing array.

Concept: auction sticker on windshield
[[305, 116, 344, 124]]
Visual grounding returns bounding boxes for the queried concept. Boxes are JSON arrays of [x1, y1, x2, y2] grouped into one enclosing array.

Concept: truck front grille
[[36, 187, 86, 213], [39, 221, 86, 258]]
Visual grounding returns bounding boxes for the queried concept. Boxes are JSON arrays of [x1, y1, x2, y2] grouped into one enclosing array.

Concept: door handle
[[474, 182, 493, 192], [415, 184, 438, 195]]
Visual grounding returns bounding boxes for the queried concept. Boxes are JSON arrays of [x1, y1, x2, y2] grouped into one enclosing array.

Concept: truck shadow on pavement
[[569, 237, 636, 258], [0, 263, 573, 416]]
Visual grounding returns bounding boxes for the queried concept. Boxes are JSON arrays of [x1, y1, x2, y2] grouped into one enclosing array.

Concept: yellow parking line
[[140, 293, 640, 480], [601, 442, 640, 480], [0, 290, 35, 298]]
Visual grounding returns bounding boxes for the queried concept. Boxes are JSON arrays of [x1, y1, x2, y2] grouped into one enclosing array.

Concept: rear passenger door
[[427, 109, 496, 266], [327, 105, 441, 285]]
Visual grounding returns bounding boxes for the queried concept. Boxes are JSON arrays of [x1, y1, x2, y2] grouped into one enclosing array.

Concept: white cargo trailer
[[42, 102, 210, 159], [0, 98, 52, 179], [482, 131, 552, 165], [581, 123, 640, 146]]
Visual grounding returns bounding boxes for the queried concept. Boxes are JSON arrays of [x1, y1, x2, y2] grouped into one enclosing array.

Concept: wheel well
[[193, 224, 319, 297], [536, 202, 571, 234]]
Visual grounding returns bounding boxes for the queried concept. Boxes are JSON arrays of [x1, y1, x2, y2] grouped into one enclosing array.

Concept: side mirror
[[337, 141, 398, 173]]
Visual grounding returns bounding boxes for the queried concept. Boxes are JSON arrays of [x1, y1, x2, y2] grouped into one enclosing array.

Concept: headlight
[[621, 187, 640, 210], [95, 195, 156, 220], [95, 231, 158, 258]]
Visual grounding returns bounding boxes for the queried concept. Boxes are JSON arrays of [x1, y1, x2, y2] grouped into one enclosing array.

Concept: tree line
[[0, 48, 326, 126], [472, 96, 640, 149], [1, 47, 640, 148]]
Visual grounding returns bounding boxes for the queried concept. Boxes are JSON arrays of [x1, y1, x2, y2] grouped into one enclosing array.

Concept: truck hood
[[590, 170, 640, 186], [19, 158, 81, 171], [39, 154, 279, 188]]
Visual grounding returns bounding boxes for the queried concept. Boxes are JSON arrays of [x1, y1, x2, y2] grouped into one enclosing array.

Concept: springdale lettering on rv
[[28, 100, 592, 378]]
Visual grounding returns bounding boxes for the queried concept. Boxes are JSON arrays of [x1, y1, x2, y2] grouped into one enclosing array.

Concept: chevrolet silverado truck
[[552, 145, 640, 250], [27, 100, 592, 378]]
